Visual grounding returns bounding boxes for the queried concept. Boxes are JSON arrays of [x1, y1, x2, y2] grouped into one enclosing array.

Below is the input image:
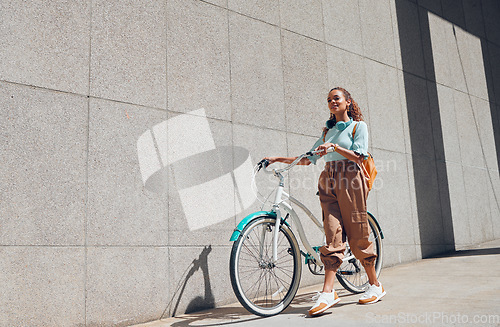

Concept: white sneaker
[[358, 282, 386, 304], [308, 291, 340, 316]]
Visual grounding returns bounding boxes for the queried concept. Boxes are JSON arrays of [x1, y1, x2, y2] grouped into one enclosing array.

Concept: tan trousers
[[318, 160, 377, 271]]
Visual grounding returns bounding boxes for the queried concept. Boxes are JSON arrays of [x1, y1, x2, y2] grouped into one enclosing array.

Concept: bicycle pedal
[[338, 270, 355, 275]]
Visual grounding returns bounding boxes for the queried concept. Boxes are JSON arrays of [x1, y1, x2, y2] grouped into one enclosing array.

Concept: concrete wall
[[1, 0, 499, 326]]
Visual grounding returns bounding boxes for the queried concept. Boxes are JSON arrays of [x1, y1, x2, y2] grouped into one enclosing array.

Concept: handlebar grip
[[309, 147, 335, 156], [257, 159, 270, 171]]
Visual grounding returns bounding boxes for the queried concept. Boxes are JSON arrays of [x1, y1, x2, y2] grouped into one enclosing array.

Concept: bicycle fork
[[257, 183, 285, 263], [271, 184, 285, 263]]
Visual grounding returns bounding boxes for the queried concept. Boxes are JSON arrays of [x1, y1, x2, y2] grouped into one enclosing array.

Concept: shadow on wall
[[395, 0, 500, 257], [162, 245, 215, 317], [395, 0, 455, 257]]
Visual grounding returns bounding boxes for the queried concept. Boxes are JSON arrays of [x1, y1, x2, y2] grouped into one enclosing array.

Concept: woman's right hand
[[315, 143, 336, 156]]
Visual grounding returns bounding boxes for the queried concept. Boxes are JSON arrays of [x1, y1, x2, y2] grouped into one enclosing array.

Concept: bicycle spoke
[[269, 270, 288, 300], [270, 268, 293, 288], [274, 266, 294, 280], [249, 268, 266, 302]]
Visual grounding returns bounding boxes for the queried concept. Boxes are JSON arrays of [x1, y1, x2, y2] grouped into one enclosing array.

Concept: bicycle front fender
[[229, 211, 278, 242]]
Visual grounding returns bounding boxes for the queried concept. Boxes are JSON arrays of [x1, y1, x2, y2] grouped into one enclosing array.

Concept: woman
[[264, 87, 385, 316]]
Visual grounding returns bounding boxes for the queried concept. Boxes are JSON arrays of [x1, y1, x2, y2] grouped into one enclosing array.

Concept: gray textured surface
[[86, 247, 170, 327], [383, 243, 420, 267], [371, 149, 417, 247], [455, 27, 489, 101], [411, 157, 446, 248], [229, 13, 285, 130], [463, 166, 494, 241], [0, 82, 87, 246], [427, 12, 459, 88], [325, 46, 368, 120], [364, 60, 406, 153], [282, 30, 328, 136], [87, 99, 168, 246], [279, 0, 324, 41], [488, 171, 500, 239], [166, 0, 231, 121], [133, 240, 500, 327], [444, 161, 472, 247], [203, 0, 227, 8], [228, 0, 280, 25], [472, 96, 498, 170], [167, 245, 233, 317], [454, 90, 487, 168], [232, 123, 288, 223], [0, 0, 91, 94], [1, 0, 500, 326], [396, 71, 412, 154], [402, 73, 436, 158], [435, 84, 461, 163], [359, 0, 397, 67], [322, 0, 363, 55], [0, 247, 85, 326], [394, 0, 426, 76], [167, 113, 235, 246], [90, 0, 167, 109]]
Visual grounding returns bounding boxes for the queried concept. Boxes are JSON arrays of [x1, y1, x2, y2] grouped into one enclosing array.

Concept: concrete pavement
[[132, 239, 500, 327]]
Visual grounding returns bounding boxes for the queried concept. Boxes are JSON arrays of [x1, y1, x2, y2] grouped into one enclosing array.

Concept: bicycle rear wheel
[[336, 213, 383, 293], [230, 216, 302, 316]]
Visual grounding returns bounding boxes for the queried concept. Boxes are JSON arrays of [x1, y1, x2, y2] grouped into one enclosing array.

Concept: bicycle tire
[[230, 216, 302, 316], [336, 213, 383, 293]]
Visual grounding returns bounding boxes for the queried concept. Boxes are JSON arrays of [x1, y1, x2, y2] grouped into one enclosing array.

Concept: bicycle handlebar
[[256, 147, 335, 175]]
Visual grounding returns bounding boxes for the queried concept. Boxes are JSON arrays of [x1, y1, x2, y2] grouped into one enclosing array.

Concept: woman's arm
[[315, 143, 363, 165], [263, 156, 312, 165]]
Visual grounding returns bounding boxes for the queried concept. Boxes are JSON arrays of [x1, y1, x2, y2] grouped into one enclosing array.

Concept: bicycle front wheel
[[230, 216, 302, 317], [336, 213, 383, 293]]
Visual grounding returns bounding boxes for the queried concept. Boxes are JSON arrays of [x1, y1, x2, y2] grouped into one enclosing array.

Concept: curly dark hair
[[322, 87, 364, 138]]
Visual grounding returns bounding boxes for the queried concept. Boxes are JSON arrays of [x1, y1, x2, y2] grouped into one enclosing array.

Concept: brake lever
[[256, 159, 270, 171]]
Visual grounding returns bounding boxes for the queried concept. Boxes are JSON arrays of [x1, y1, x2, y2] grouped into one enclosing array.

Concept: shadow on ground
[[429, 247, 500, 258], [166, 289, 360, 326]]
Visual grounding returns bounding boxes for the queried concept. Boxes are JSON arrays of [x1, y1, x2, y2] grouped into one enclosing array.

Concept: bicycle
[[229, 149, 384, 317]]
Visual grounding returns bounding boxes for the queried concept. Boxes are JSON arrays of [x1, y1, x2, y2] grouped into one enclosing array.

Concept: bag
[[352, 123, 377, 191]]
